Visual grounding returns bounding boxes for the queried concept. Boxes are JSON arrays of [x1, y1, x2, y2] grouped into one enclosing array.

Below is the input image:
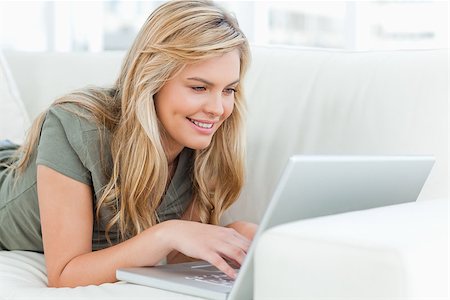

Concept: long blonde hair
[[13, 0, 250, 243]]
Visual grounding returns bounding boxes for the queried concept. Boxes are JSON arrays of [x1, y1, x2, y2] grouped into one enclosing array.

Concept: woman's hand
[[166, 221, 258, 266], [166, 248, 198, 265], [225, 221, 258, 241], [161, 220, 251, 279]]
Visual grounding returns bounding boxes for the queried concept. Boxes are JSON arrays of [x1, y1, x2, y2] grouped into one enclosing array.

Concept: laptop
[[117, 155, 435, 300]]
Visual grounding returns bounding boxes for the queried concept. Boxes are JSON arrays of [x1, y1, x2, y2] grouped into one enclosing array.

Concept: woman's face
[[155, 49, 240, 155]]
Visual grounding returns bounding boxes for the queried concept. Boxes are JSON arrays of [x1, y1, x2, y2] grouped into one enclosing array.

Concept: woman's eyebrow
[[186, 77, 240, 87]]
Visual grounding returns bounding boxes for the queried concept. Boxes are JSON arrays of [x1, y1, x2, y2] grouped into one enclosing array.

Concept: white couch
[[0, 45, 448, 299]]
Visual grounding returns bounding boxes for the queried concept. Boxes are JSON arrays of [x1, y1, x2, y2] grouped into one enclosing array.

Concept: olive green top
[[0, 104, 194, 252]]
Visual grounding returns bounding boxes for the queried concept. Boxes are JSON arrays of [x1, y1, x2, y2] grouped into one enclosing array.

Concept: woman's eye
[[192, 86, 206, 92], [223, 88, 236, 96]]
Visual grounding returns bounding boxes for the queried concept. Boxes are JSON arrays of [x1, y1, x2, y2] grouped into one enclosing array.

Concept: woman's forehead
[[179, 50, 241, 80]]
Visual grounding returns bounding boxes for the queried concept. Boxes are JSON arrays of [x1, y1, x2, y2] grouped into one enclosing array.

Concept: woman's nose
[[204, 93, 224, 117]]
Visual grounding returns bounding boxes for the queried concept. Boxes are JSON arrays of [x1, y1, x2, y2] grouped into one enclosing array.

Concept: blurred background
[[0, 0, 448, 52]]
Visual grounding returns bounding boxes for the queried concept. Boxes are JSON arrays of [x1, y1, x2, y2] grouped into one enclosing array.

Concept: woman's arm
[[37, 165, 249, 287], [37, 165, 173, 286]]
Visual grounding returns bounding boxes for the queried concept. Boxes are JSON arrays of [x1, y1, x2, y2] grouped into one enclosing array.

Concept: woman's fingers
[[204, 228, 249, 276], [222, 227, 251, 255], [166, 220, 253, 278], [221, 238, 248, 265], [205, 253, 238, 279], [230, 228, 252, 250]]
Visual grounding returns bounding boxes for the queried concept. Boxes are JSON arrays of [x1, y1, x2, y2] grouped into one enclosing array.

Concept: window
[[0, 1, 447, 52]]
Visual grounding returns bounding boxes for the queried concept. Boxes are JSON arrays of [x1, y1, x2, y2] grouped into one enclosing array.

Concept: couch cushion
[[0, 250, 204, 299], [254, 198, 449, 299], [0, 50, 29, 144]]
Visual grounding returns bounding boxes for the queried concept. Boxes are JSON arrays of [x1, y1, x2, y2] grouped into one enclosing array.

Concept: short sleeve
[[36, 106, 92, 185]]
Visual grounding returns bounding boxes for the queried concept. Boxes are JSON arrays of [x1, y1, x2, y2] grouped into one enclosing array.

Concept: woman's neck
[[166, 147, 183, 166], [168, 154, 180, 178], [161, 136, 184, 166]]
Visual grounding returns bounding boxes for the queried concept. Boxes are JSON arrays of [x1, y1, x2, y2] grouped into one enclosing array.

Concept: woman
[[0, 0, 257, 287]]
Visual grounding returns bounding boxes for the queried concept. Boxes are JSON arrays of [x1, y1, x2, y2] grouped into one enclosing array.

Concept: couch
[[0, 45, 448, 299]]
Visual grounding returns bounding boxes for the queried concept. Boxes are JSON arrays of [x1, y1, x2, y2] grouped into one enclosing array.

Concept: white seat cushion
[[254, 199, 449, 299], [0, 250, 204, 299], [0, 50, 29, 144]]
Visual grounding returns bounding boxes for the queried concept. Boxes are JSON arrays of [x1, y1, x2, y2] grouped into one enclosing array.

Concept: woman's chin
[[185, 139, 213, 150]]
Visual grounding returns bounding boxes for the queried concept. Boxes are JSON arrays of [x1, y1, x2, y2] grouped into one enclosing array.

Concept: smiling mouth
[[187, 118, 214, 129]]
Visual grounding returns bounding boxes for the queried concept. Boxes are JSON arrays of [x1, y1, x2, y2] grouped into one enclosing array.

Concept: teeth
[[190, 119, 213, 129]]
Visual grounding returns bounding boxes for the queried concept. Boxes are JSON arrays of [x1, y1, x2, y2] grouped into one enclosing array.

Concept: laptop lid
[[229, 155, 434, 300]]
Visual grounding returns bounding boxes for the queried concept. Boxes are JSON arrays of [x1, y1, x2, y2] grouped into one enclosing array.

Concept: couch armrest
[[254, 199, 448, 299]]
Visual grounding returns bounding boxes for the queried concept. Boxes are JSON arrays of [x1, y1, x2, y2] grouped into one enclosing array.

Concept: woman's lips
[[187, 117, 215, 129]]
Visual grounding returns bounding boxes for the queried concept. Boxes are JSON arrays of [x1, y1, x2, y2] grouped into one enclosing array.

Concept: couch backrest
[[235, 46, 448, 222], [4, 46, 448, 222], [4, 50, 124, 121]]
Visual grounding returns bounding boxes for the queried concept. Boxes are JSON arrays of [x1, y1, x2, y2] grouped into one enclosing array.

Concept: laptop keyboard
[[185, 273, 235, 287]]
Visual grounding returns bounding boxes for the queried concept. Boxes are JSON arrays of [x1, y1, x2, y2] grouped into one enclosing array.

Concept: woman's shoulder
[[43, 102, 112, 161], [39, 102, 112, 176], [47, 102, 101, 133]]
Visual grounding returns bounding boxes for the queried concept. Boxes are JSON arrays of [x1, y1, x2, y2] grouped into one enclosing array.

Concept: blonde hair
[[12, 0, 250, 243]]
